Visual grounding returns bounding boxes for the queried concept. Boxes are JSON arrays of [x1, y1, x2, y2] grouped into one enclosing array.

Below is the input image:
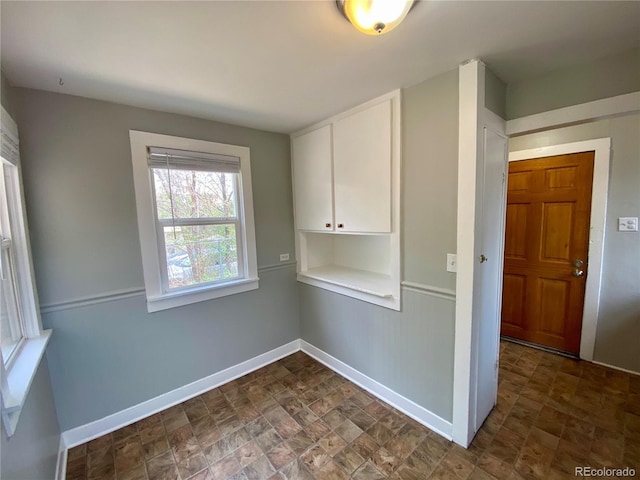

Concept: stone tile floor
[[66, 341, 640, 479]]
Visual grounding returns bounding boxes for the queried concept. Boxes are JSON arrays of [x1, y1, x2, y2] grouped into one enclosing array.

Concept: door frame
[[452, 60, 632, 447], [454, 60, 509, 447], [508, 138, 611, 361]]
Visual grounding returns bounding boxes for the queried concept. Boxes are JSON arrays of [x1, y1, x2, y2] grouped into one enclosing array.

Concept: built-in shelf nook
[[290, 91, 401, 310]]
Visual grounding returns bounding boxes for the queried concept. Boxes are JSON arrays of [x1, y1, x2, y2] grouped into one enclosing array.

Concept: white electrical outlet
[[447, 253, 457, 273], [618, 217, 638, 232], [279, 253, 290, 261]]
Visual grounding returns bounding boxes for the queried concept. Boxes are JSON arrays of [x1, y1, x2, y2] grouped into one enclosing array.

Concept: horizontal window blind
[[0, 112, 19, 167], [148, 146, 240, 173]]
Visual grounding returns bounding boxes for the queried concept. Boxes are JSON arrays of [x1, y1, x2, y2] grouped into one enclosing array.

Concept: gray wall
[[1, 361, 61, 480], [1, 72, 61, 480], [509, 114, 640, 373], [44, 267, 299, 430], [506, 48, 640, 119], [11, 88, 300, 430], [13, 89, 296, 306], [484, 67, 506, 119], [300, 69, 460, 422], [403, 70, 459, 291], [1, 70, 16, 115]]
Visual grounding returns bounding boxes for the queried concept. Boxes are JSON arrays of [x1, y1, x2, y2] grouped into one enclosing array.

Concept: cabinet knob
[[325, 223, 331, 228], [337, 224, 344, 229]]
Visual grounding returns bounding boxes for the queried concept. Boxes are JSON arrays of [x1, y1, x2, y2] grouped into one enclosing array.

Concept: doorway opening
[[500, 138, 611, 361], [501, 151, 594, 356]]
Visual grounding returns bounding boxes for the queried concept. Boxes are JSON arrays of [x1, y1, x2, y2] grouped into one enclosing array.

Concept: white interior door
[[454, 59, 508, 446], [473, 125, 508, 432]]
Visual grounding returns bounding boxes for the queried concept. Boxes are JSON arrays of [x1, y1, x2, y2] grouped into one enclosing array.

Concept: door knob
[[572, 269, 584, 277], [573, 259, 584, 267], [479, 254, 488, 263]]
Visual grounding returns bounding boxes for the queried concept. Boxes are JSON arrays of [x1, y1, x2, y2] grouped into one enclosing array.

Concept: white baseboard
[[61, 337, 453, 453], [55, 436, 67, 480], [592, 360, 640, 377], [300, 340, 453, 440], [62, 339, 301, 448]]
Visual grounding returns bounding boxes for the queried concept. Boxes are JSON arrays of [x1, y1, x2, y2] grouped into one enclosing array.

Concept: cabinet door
[[291, 125, 334, 231], [333, 100, 391, 233]]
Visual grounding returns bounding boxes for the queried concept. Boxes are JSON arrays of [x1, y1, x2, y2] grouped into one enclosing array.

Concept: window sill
[[146, 277, 259, 312], [2, 329, 52, 437]]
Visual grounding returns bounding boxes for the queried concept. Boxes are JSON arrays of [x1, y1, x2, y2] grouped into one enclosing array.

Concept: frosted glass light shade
[[337, 0, 415, 35]]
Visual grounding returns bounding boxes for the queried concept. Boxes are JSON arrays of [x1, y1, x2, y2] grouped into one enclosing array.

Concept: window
[[1, 166, 26, 367], [130, 131, 258, 312], [1, 106, 51, 437]]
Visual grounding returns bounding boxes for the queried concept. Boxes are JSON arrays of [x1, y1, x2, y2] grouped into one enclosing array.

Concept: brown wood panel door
[[501, 152, 594, 354]]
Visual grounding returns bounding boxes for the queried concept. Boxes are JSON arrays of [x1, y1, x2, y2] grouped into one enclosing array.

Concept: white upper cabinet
[[290, 90, 401, 311], [333, 100, 391, 233], [291, 97, 394, 234], [291, 125, 333, 231]]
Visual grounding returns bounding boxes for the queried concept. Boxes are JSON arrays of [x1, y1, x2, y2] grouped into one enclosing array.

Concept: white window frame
[[0, 106, 51, 437], [129, 131, 259, 312], [1, 178, 27, 367]]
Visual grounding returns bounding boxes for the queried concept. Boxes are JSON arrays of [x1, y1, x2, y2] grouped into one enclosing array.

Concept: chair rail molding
[[401, 281, 456, 301], [39, 262, 297, 314]]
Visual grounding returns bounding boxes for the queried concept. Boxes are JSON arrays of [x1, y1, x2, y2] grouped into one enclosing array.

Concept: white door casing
[[454, 60, 508, 446], [508, 138, 611, 361], [454, 61, 622, 447]]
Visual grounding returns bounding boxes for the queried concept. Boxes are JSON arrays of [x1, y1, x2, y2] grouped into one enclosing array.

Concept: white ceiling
[[1, 1, 638, 133]]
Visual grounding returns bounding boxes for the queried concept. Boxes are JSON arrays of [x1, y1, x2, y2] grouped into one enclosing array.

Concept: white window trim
[[129, 131, 259, 312], [1, 106, 51, 437]]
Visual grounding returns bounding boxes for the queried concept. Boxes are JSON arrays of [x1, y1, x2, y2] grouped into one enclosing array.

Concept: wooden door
[[291, 125, 334, 231], [501, 152, 594, 354]]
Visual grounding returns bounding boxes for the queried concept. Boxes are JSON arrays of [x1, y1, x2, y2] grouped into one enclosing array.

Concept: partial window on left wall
[[0, 165, 26, 367], [1, 106, 51, 437]]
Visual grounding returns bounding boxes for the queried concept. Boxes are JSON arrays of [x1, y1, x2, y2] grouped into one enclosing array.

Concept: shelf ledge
[[297, 265, 400, 310]]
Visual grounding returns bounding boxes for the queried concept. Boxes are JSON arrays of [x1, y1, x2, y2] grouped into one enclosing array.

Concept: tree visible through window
[[150, 150, 244, 291], [130, 132, 258, 312]]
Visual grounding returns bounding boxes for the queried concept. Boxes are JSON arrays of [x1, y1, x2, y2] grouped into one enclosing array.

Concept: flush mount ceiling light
[[336, 0, 415, 35]]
